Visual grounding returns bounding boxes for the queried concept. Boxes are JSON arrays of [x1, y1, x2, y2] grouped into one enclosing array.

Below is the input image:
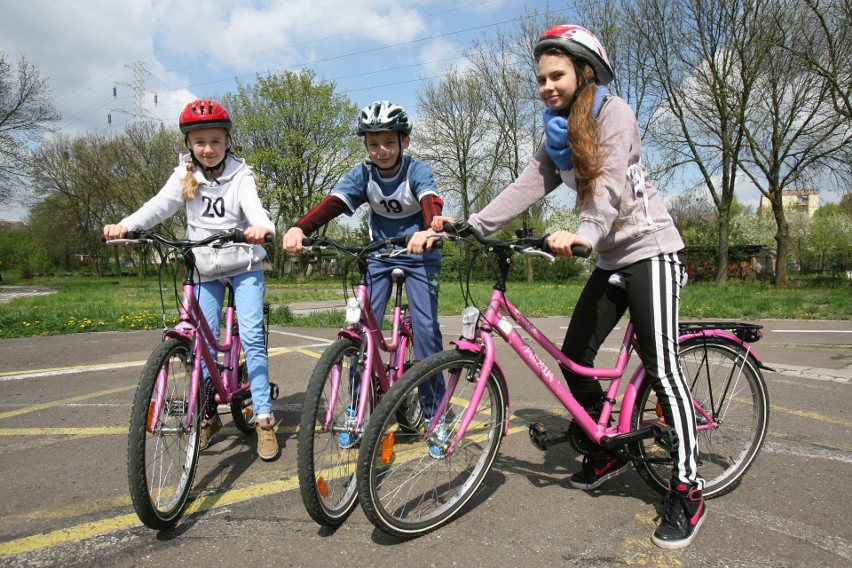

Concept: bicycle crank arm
[[599, 423, 679, 452]]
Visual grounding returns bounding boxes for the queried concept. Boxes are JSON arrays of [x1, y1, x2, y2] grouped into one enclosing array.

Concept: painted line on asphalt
[[0, 386, 136, 420], [770, 329, 852, 333], [718, 504, 852, 562], [0, 344, 330, 382]]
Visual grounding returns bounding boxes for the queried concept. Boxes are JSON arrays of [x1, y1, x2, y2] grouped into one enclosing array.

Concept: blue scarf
[[543, 85, 609, 171]]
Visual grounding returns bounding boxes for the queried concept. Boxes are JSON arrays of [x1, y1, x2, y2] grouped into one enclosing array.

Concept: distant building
[[760, 188, 820, 217]]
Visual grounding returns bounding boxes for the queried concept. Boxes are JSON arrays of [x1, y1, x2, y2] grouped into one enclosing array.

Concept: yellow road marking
[[0, 427, 127, 436], [0, 473, 301, 557], [0, 386, 135, 420], [772, 404, 852, 428]]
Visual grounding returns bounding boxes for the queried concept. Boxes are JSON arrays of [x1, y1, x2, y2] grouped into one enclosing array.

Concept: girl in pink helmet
[[431, 25, 705, 549], [103, 100, 279, 461]]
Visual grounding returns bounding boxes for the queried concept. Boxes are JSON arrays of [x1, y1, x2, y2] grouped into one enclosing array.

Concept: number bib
[[365, 168, 420, 219]]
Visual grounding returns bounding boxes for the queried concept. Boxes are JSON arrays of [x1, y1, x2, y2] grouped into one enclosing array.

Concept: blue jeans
[[197, 270, 272, 415], [367, 260, 445, 415]]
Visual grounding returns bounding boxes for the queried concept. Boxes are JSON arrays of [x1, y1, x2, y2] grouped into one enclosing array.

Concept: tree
[[28, 123, 179, 276], [414, 67, 504, 222], [736, 0, 852, 287], [222, 71, 361, 278], [629, 0, 765, 286], [0, 52, 61, 200]]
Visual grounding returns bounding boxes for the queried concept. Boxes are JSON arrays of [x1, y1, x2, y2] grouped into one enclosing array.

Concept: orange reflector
[[147, 401, 156, 431], [381, 432, 395, 464], [655, 401, 664, 418], [317, 477, 329, 498]]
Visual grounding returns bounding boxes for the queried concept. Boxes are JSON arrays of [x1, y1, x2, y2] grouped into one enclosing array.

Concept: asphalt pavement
[[0, 316, 850, 567]]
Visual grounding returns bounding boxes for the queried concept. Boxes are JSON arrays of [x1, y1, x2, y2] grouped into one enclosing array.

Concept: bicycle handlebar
[[438, 221, 591, 259], [301, 234, 442, 258], [104, 229, 274, 248]]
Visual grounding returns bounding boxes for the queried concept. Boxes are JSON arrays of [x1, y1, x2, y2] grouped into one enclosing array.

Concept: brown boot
[[199, 415, 222, 450], [256, 416, 279, 460]]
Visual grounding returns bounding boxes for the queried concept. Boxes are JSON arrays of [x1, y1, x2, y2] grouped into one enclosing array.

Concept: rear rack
[[679, 321, 764, 343]]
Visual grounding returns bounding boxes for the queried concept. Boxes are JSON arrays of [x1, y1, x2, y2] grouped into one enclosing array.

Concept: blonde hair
[[181, 159, 201, 200]]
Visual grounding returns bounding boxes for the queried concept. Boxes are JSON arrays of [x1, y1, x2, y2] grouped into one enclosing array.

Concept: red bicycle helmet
[[534, 25, 614, 86], [179, 100, 232, 134]]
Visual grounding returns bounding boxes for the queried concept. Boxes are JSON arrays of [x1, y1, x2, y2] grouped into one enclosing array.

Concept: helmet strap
[[189, 151, 228, 178], [564, 76, 596, 116]]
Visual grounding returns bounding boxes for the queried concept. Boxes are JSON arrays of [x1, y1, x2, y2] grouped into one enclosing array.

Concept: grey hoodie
[[469, 96, 683, 271]]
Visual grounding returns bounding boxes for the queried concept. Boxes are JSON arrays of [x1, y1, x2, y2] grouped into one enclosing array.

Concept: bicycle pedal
[[652, 423, 680, 452], [528, 422, 569, 451]]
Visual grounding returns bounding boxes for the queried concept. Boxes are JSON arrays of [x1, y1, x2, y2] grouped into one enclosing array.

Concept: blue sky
[[2, 0, 567, 220], [0, 1, 837, 221], [2, 0, 555, 137]]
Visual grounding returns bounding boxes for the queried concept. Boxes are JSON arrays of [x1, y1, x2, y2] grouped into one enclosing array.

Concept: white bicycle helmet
[[357, 101, 412, 136], [534, 24, 614, 86]]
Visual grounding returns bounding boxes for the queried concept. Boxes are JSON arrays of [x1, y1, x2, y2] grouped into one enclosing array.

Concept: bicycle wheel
[[230, 358, 256, 434], [128, 338, 202, 529], [631, 339, 769, 498], [395, 329, 424, 433], [297, 338, 372, 526], [356, 349, 507, 538]]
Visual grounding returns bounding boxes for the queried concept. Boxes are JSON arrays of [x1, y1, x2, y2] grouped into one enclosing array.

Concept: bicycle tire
[[631, 339, 769, 498], [127, 338, 202, 529], [297, 338, 372, 526], [356, 349, 507, 538], [230, 359, 256, 434], [394, 329, 425, 433]]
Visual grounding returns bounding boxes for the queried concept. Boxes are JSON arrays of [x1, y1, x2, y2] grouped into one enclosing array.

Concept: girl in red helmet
[[103, 100, 279, 461], [431, 25, 704, 548]]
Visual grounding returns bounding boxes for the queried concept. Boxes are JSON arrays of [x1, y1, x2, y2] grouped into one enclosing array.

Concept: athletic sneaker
[[338, 407, 359, 449], [425, 415, 448, 459], [199, 415, 222, 450], [256, 416, 279, 460], [568, 452, 630, 490], [652, 483, 706, 549]]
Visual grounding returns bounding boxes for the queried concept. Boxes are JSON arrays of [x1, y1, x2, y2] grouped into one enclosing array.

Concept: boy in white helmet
[[283, 101, 447, 456]]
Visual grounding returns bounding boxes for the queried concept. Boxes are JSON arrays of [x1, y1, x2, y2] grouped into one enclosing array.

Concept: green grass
[[0, 275, 849, 339]]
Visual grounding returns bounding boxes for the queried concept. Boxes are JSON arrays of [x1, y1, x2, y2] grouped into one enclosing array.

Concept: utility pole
[[108, 61, 160, 126]]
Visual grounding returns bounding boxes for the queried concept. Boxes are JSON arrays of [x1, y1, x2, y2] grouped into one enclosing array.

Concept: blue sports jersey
[[331, 156, 441, 266]]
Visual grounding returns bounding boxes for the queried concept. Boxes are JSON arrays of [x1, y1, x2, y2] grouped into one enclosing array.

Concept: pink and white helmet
[[534, 24, 614, 86]]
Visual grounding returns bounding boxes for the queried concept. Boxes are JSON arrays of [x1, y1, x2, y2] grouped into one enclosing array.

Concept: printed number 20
[[202, 196, 225, 218]]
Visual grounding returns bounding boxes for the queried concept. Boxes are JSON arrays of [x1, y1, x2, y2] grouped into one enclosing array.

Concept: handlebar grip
[[389, 235, 409, 247], [539, 234, 591, 258], [571, 245, 591, 258], [231, 230, 274, 244]]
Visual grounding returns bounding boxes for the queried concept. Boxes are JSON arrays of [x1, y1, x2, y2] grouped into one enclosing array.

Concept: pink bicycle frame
[[324, 280, 410, 434], [150, 281, 247, 433]]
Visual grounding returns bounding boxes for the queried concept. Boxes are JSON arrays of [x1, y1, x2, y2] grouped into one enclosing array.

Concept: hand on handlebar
[[405, 230, 439, 255], [282, 227, 306, 254], [430, 215, 455, 232], [103, 224, 129, 241], [545, 231, 592, 258], [242, 225, 274, 245]]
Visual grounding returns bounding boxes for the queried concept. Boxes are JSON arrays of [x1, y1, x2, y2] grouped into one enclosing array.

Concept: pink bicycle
[[296, 235, 425, 526], [108, 229, 274, 529], [356, 223, 770, 538]]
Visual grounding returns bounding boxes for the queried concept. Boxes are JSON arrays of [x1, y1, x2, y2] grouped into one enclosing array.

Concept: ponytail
[[567, 64, 603, 207]]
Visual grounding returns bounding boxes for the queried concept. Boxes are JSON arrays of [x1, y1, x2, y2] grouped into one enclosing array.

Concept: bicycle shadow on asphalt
[[153, 394, 299, 540], [502, 407, 663, 507], [361, 468, 509, 546]]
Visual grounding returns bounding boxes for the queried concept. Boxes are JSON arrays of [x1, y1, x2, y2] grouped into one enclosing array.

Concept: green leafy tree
[[222, 71, 361, 278]]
